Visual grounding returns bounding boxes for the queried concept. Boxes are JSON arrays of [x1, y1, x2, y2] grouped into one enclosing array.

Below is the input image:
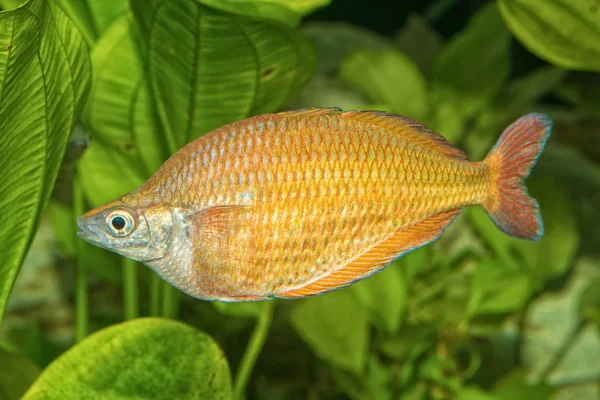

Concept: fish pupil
[[112, 216, 126, 230]]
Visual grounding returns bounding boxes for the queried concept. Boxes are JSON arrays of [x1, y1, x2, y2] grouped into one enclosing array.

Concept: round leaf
[[290, 288, 369, 374], [23, 318, 232, 399], [498, 0, 600, 71]]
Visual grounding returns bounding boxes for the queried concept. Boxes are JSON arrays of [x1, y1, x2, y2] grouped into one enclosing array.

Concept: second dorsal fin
[[341, 110, 469, 160], [276, 107, 343, 118]]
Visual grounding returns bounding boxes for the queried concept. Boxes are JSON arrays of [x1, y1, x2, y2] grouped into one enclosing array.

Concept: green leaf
[[498, 0, 600, 71], [458, 386, 497, 400], [131, 0, 316, 152], [0, 348, 41, 400], [579, 277, 600, 329], [467, 258, 532, 318], [0, 0, 24, 11], [493, 381, 553, 400], [339, 48, 428, 119], [0, 0, 90, 324], [198, 0, 331, 27], [395, 13, 444, 78], [23, 318, 232, 399], [77, 139, 146, 208], [522, 258, 600, 384], [54, 0, 129, 46], [290, 288, 369, 374], [351, 265, 407, 334], [433, 2, 511, 118]]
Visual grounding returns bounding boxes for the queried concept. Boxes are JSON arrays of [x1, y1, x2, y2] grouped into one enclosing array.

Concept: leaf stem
[[123, 258, 139, 320], [73, 174, 87, 342], [161, 281, 180, 318], [149, 272, 162, 317], [233, 301, 275, 400]]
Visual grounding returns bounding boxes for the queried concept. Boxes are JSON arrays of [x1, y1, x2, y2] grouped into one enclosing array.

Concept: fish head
[[77, 201, 176, 262]]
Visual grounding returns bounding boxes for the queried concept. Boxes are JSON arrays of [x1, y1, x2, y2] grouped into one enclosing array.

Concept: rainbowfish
[[77, 108, 551, 301]]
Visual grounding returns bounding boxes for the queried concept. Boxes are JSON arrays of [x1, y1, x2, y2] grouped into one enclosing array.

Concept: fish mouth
[[77, 217, 101, 244]]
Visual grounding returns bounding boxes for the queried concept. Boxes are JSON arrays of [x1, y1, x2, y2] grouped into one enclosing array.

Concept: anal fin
[[276, 209, 462, 299]]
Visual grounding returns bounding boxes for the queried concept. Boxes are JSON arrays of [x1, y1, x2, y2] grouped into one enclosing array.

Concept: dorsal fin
[[276, 107, 342, 118], [341, 110, 469, 160], [275, 209, 462, 299]]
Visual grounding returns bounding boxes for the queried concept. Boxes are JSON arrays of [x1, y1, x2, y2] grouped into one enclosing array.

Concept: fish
[[77, 108, 551, 301]]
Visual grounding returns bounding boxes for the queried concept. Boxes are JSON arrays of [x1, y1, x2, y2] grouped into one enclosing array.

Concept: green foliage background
[[0, 0, 599, 399]]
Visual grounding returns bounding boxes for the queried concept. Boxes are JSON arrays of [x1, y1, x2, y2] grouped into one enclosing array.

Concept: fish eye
[[105, 210, 135, 237]]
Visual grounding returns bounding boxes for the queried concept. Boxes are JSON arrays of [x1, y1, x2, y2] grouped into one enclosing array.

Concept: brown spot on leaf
[[261, 67, 275, 78]]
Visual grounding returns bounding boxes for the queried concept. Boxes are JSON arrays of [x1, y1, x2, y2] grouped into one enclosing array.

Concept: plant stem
[[73, 175, 87, 342], [123, 258, 139, 320], [233, 301, 275, 400], [149, 272, 162, 317], [161, 281, 180, 318]]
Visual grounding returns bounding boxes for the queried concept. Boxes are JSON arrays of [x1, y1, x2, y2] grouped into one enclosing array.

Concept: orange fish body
[[78, 108, 551, 301]]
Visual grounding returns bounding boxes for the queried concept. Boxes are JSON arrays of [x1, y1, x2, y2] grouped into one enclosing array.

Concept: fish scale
[[78, 108, 551, 301]]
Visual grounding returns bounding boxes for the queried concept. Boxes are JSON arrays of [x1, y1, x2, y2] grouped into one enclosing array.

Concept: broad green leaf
[[0, 348, 41, 400], [290, 288, 369, 374], [0, 0, 90, 324], [498, 0, 600, 71], [467, 258, 532, 318], [395, 13, 445, 78], [131, 0, 316, 152], [522, 258, 600, 384], [351, 265, 407, 334], [493, 381, 553, 400], [23, 318, 232, 399], [286, 22, 393, 111], [198, 0, 331, 27], [0, 0, 24, 10], [458, 386, 497, 400], [339, 48, 428, 120], [579, 277, 600, 329], [433, 2, 511, 118], [54, 0, 129, 46], [82, 12, 144, 153], [77, 139, 146, 207], [367, 355, 392, 400]]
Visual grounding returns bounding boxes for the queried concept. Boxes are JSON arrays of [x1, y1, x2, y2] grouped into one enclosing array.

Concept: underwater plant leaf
[[131, 0, 316, 152], [339, 48, 428, 119], [0, 0, 90, 324], [81, 12, 144, 154], [498, 0, 600, 71], [467, 258, 532, 318], [77, 139, 146, 208], [395, 13, 445, 78], [522, 258, 600, 385], [290, 288, 369, 375], [54, 0, 129, 46], [198, 0, 331, 27], [579, 277, 600, 329], [351, 265, 407, 334], [23, 318, 232, 399], [0, 348, 41, 400], [555, 72, 600, 116], [0, 0, 23, 10], [433, 1, 510, 118]]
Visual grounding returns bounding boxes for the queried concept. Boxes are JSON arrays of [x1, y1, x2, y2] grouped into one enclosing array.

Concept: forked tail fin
[[483, 114, 552, 240]]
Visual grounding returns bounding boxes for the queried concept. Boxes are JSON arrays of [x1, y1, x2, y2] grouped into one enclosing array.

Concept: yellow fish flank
[[78, 108, 551, 301]]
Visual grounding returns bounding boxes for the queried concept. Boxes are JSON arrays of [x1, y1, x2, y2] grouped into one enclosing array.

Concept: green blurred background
[[0, 0, 598, 399]]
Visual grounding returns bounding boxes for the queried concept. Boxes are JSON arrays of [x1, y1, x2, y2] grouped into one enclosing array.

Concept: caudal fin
[[483, 114, 552, 240]]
